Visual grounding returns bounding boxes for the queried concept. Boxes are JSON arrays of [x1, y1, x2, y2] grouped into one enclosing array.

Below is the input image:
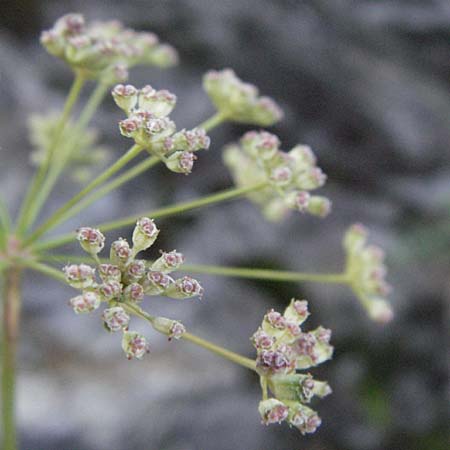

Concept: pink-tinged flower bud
[[104, 63, 129, 85], [270, 166, 293, 188], [63, 264, 95, 289], [69, 291, 101, 314], [142, 270, 174, 295], [112, 84, 138, 112], [344, 223, 368, 253], [314, 326, 332, 344], [288, 404, 322, 434], [251, 328, 275, 350], [139, 86, 177, 117], [102, 306, 130, 332], [297, 167, 327, 190], [110, 238, 132, 267], [151, 250, 185, 273], [288, 145, 317, 171], [263, 309, 287, 330], [284, 190, 310, 212], [98, 264, 122, 283], [240, 131, 280, 161], [123, 283, 144, 303], [258, 399, 289, 425], [99, 280, 122, 300], [255, 96, 284, 126], [283, 299, 310, 324], [306, 196, 331, 218], [40, 30, 65, 57], [54, 13, 85, 36], [145, 117, 175, 138], [165, 151, 196, 174], [293, 332, 317, 359], [256, 348, 293, 375], [76, 227, 105, 255], [171, 128, 211, 153], [121, 331, 150, 360], [147, 43, 179, 68], [152, 317, 186, 340], [124, 260, 146, 283], [367, 299, 394, 324], [132, 217, 159, 253], [119, 116, 142, 138], [164, 276, 204, 300]]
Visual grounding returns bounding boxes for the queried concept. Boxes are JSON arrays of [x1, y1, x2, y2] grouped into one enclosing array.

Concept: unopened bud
[[151, 250, 184, 273], [143, 271, 174, 295], [124, 260, 146, 283], [139, 86, 177, 117], [76, 227, 105, 255], [307, 196, 331, 218], [99, 280, 122, 300], [119, 116, 142, 138], [102, 306, 130, 332], [288, 404, 322, 435], [123, 283, 144, 303], [69, 291, 101, 314], [165, 151, 196, 174], [164, 276, 203, 299], [121, 331, 150, 360], [110, 238, 132, 267], [112, 84, 138, 112], [258, 399, 289, 425], [64, 264, 95, 289], [367, 299, 394, 324], [98, 264, 122, 282], [152, 317, 186, 339], [132, 217, 159, 253]]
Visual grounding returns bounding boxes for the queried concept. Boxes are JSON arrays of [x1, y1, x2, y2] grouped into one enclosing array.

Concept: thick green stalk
[[182, 263, 350, 284], [24, 81, 109, 230], [2, 268, 21, 450], [16, 73, 86, 235], [123, 302, 256, 371], [46, 156, 160, 230], [198, 111, 228, 132], [32, 181, 267, 251], [24, 144, 144, 246]]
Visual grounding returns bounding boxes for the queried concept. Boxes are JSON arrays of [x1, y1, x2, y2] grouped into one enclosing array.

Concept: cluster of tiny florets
[[64, 218, 200, 359], [224, 131, 331, 221], [344, 224, 393, 323], [252, 299, 332, 434], [203, 69, 283, 126], [29, 113, 109, 182], [40, 13, 178, 82], [113, 84, 210, 174]]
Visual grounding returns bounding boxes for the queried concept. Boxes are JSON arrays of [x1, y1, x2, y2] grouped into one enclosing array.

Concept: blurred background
[[0, 1, 449, 449]]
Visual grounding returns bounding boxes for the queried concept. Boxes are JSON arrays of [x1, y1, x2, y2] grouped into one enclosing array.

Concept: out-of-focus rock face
[[1, 1, 449, 449]]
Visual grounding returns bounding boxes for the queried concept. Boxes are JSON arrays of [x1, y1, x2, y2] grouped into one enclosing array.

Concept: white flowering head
[[203, 69, 283, 126], [344, 224, 393, 323], [251, 299, 332, 433], [224, 131, 330, 221], [114, 85, 210, 174], [41, 14, 178, 81], [64, 219, 202, 359]]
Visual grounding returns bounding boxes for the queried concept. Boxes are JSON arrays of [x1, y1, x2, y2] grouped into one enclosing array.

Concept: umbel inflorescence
[[0, 12, 395, 447], [253, 300, 332, 433], [65, 218, 202, 359]]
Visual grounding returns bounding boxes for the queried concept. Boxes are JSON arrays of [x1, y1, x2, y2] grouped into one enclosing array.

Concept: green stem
[[123, 302, 256, 371], [16, 73, 86, 235], [24, 144, 144, 246], [24, 81, 109, 230], [182, 263, 350, 284], [2, 268, 21, 450], [197, 111, 227, 132], [47, 156, 160, 230], [32, 181, 267, 251], [15, 259, 65, 283]]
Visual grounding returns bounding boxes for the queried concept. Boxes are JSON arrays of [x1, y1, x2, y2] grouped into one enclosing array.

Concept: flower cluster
[[113, 84, 210, 174], [344, 224, 393, 323], [252, 299, 332, 433], [64, 218, 202, 359], [28, 112, 109, 183], [41, 14, 178, 82], [203, 69, 283, 126], [224, 131, 331, 221]]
